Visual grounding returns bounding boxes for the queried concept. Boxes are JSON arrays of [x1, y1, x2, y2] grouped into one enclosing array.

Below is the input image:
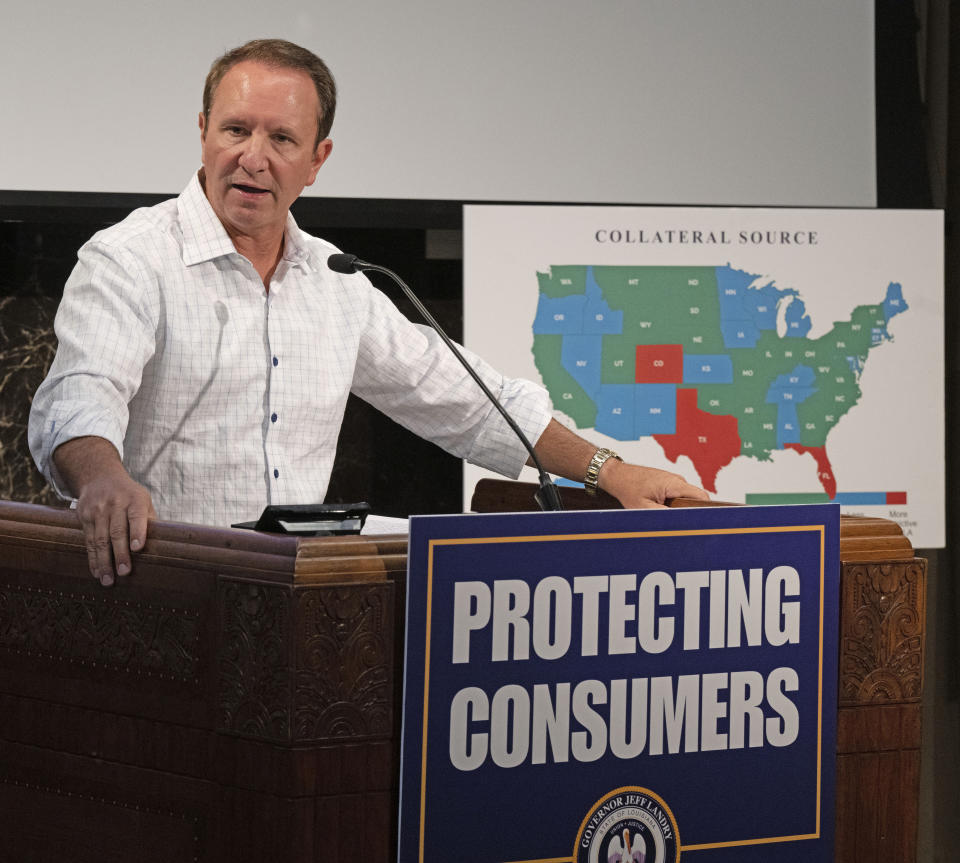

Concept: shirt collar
[[178, 172, 239, 266], [177, 171, 316, 272], [281, 210, 315, 272]]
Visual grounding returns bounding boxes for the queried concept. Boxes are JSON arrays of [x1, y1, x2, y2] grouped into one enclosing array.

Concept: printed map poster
[[398, 503, 840, 863], [463, 206, 944, 547]]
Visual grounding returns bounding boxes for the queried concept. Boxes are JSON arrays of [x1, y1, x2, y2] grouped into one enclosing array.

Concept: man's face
[[199, 60, 332, 243]]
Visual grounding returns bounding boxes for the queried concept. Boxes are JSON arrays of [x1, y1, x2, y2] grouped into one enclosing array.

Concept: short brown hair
[[203, 39, 337, 146]]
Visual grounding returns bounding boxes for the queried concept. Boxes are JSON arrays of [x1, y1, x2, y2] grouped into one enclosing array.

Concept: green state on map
[[531, 265, 908, 496]]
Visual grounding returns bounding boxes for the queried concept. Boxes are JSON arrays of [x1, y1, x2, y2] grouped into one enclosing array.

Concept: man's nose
[[238, 134, 268, 173]]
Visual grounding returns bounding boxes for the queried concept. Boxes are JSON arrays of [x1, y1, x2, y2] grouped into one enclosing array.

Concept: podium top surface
[[0, 485, 915, 587], [0, 499, 407, 584]]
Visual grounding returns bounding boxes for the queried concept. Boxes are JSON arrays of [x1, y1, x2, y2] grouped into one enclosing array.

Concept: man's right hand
[[53, 436, 157, 586]]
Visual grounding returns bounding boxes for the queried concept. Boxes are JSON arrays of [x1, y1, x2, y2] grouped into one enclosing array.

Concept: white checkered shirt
[[29, 174, 552, 527]]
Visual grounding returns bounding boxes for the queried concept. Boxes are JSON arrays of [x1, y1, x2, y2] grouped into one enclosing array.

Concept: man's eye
[[226, 126, 246, 136]]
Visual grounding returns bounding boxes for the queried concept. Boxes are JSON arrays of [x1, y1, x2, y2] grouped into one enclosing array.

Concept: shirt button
[[271, 412, 278, 423], [273, 468, 280, 479], [272, 356, 279, 366]]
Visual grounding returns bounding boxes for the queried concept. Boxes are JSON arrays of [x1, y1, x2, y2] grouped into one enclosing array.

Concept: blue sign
[[399, 504, 840, 862]]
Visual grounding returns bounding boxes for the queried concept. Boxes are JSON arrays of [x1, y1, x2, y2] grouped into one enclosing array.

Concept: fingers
[[636, 499, 668, 510], [666, 478, 711, 501], [109, 506, 133, 579], [75, 477, 155, 586], [125, 500, 156, 568], [81, 508, 121, 587], [83, 527, 112, 587], [601, 462, 710, 509]]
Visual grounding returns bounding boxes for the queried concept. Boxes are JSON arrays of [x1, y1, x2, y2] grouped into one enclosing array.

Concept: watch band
[[584, 447, 622, 495]]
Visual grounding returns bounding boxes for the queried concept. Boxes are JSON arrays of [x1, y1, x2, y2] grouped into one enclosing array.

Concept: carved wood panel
[[839, 560, 925, 705], [217, 579, 292, 741], [0, 578, 202, 687], [215, 577, 395, 745], [294, 583, 393, 741]]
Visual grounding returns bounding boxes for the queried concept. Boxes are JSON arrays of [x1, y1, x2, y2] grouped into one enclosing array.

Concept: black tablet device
[[231, 502, 371, 536]]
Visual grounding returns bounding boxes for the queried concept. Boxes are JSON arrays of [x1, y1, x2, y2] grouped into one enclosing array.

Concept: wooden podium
[[0, 491, 924, 861]]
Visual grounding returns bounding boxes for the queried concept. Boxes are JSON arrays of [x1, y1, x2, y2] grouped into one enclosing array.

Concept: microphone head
[[327, 253, 361, 274]]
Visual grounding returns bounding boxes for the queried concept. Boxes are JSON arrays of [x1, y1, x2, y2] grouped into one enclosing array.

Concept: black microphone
[[327, 253, 563, 512]]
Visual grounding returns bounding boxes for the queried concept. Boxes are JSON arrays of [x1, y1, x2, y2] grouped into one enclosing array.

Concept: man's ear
[[306, 138, 334, 187]]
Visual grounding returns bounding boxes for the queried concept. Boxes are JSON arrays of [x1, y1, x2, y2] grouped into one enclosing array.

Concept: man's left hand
[[597, 458, 711, 509]]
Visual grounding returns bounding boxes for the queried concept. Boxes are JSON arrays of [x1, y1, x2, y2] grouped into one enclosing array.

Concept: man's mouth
[[232, 183, 270, 196]]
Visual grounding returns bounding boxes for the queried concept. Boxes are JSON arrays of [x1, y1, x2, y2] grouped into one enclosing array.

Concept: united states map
[[532, 265, 908, 496]]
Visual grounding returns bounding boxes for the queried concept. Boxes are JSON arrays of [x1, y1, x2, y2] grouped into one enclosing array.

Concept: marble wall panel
[[0, 294, 59, 504]]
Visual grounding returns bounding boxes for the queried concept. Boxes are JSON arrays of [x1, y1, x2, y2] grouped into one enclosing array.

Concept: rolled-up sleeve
[[348, 279, 552, 480], [28, 240, 157, 498]]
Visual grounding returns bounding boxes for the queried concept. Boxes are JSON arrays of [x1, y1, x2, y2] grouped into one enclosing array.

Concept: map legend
[[745, 492, 908, 505]]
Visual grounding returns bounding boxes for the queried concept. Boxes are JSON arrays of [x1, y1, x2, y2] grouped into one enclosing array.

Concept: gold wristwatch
[[584, 447, 622, 495]]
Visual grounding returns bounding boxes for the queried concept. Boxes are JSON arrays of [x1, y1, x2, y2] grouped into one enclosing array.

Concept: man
[[29, 39, 708, 587]]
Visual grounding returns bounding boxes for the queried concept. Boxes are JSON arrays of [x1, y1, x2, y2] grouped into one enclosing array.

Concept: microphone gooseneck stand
[[327, 253, 563, 512]]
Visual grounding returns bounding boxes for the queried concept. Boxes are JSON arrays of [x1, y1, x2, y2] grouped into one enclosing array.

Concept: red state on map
[[784, 444, 837, 498], [636, 344, 683, 383], [654, 388, 741, 493]]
